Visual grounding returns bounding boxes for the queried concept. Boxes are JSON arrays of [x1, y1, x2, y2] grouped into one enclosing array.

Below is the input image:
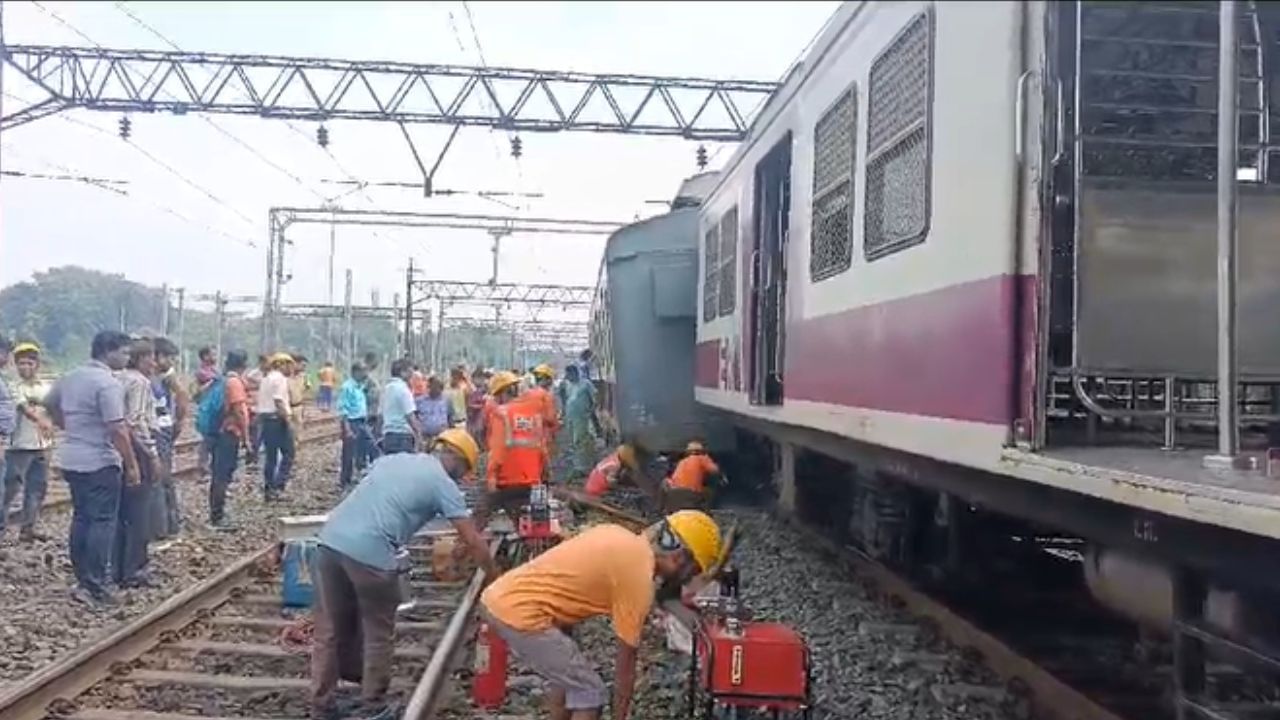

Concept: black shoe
[[121, 574, 156, 589], [69, 586, 97, 606], [352, 704, 395, 720], [310, 696, 362, 720]]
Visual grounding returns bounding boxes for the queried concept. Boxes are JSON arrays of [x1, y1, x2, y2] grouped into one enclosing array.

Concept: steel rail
[[574, 495, 1127, 720], [12, 416, 342, 522], [0, 547, 273, 720], [785, 518, 1129, 720], [403, 538, 502, 719]]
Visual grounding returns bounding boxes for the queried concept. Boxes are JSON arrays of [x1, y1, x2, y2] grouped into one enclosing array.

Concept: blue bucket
[[281, 538, 320, 608]]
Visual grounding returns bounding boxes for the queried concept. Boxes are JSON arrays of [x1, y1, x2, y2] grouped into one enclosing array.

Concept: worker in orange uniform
[[525, 364, 560, 462], [479, 510, 721, 720], [583, 441, 661, 509], [316, 361, 337, 412], [472, 371, 546, 531], [662, 440, 722, 513]]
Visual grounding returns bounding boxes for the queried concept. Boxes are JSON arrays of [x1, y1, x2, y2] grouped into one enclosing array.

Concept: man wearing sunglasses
[[479, 510, 721, 720]]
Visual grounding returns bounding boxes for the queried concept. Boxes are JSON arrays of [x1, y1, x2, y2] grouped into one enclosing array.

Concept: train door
[[748, 134, 792, 406]]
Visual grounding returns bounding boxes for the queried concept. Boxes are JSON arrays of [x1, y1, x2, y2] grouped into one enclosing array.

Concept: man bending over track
[[479, 510, 721, 720], [310, 428, 499, 720]]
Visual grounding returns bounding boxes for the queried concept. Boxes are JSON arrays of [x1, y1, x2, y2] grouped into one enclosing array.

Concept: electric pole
[[159, 284, 170, 335], [343, 269, 354, 370], [404, 258, 415, 362], [326, 202, 337, 363], [214, 291, 226, 363], [175, 288, 186, 371]]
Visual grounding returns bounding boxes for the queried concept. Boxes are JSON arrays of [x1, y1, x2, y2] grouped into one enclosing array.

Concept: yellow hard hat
[[532, 363, 554, 379], [488, 370, 520, 396], [618, 444, 638, 470], [665, 510, 722, 573], [685, 440, 706, 455], [12, 342, 40, 357], [270, 352, 294, 365], [433, 428, 479, 471]]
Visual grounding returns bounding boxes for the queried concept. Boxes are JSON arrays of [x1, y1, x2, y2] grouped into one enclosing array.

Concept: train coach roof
[[604, 206, 700, 263], [705, 1, 860, 201]]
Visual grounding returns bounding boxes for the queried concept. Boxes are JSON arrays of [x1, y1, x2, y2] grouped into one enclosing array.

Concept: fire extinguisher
[[472, 621, 509, 709]]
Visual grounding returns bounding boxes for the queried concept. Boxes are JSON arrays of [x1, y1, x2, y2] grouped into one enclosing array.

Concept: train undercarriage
[[715, 420, 1280, 720]]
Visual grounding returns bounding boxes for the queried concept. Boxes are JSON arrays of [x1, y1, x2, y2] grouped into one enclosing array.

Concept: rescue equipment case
[[281, 538, 320, 608]]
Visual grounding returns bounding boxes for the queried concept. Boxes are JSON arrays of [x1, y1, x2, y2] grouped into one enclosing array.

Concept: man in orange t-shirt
[[662, 440, 721, 513], [317, 361, 337, 411], [479, 511, 721, 720], [209, 350, 251, 529]]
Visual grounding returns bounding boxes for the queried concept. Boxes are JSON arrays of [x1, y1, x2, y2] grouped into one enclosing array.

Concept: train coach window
[[864, 11, 933, 261], [703, 224, 720, 322], [811, 86, 857, 281], [718, 207, 738, 316]]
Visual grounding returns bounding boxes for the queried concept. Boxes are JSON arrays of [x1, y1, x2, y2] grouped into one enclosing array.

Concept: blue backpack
[[195, 375, 227, 439]]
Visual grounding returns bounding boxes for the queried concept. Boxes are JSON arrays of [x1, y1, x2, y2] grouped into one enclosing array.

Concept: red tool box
[[687, 567, 812, 718]]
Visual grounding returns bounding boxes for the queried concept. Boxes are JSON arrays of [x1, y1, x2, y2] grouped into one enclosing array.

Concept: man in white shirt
[[379, 359, 420, 455], [257, 353, 295, 502], [2, 342, 54, 542]]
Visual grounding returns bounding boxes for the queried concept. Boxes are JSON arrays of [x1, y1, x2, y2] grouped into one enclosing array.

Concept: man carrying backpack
[[197, 350, 250, 529]]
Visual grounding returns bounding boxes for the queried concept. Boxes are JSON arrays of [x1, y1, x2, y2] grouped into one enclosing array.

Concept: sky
[[0, 0, 838, 324]]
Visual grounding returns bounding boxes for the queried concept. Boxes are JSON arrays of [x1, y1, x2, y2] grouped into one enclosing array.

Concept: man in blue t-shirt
[[310, 429, 498, 720]]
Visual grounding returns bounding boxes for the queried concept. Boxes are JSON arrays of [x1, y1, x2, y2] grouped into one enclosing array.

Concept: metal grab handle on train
[[1014, 69, 1034, 163], [1054, 78, 1066, 164]]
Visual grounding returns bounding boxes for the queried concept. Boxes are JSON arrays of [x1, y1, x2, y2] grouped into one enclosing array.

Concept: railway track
[[552, 491, 1134, 720], [16, 416, 341, 521], [0, 532, 491, 720]]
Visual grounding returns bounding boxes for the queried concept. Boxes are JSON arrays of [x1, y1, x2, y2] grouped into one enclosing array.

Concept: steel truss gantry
[[261, 205, 620, 350], [416, 280, 594, 368], [414, 279, 594, 307], [2, 45, 779, 139], [439, 317, 589, 361], [270, 207, 624, 236], [275, 303, 428, 321]]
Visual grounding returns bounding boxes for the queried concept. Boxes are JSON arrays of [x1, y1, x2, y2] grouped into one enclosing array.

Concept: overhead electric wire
[[24, 3, 260, 236], [1, 167, 129, 193], [705, 4, 836, 169], [106, 1, 408, 260], [110, 1, 327, 201], [0, 130, 256, 247], [42, 2, 414, 269]]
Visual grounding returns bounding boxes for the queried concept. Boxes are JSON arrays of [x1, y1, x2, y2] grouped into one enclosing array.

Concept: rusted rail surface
[[403, 538, 503, 720], [0, 548, 274, 720], [14, 416, 341, 521], [786, 518, 1129, 720], [0, 533, 475, 720]]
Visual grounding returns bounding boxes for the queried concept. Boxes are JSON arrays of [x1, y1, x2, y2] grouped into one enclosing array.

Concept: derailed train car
[[590, 173, 733, 455], [685, 0, 1280, 703]]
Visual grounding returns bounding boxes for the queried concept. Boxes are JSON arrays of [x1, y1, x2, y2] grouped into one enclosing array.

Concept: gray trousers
[[2, 449, 49, 534], [479, 607, 607, 710], [112, 439, 154, 584], [149, 427, 180, 539], [311, 545, 402, 714]]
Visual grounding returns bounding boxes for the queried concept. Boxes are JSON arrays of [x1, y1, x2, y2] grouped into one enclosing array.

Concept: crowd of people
[[0, 331, 729, 720], [0, 331, 192, 605], [0, 331, 338, 604], [310, 349, 729, 720]]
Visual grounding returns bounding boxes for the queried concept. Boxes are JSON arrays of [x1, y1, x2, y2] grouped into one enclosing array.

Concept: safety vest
[[490, 397, 546, 488], [585, 452, 622, 497]]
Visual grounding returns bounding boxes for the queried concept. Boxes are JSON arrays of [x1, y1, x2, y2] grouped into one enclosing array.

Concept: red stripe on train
[[696, 274, 1034, 425]]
